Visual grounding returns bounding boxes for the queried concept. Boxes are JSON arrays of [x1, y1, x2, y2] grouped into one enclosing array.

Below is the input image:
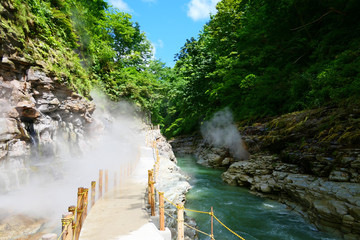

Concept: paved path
[[79, 146, 166, 240]]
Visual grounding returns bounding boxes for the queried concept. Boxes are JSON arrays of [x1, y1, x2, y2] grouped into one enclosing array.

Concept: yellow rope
[[164, 210, 177, 221], [164, 211, 212, 238], [57, 218, 73, 240], [177, 204, 184, 210], [213, 214, 246, 240], [184, 208, 211, 215], [150, 138, 243, 240], [184, 221, 213, 238], [163, 195, 178, 208]]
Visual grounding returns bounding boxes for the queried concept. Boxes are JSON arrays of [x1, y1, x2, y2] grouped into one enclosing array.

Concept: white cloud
[[108, 0, 132, 12], [151, 39, 164, 59], [155, 39, 164, 49], [187, 0, 220, 21]]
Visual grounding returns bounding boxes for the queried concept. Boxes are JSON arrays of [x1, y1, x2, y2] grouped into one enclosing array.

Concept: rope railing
[[52, 128, 244, 240], [56, 144, 139, 240], [149, 139, 246, 240]]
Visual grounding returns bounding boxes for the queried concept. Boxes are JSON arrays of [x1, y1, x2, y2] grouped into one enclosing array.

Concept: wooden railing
[[58, 162, 134, 240]]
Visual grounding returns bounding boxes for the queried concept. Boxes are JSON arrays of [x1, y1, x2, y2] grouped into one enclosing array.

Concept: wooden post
[[83, 188, 89, 223], [61, 212, 73, 240], [148, 170, 152, 205], [68, 205, 76, 216], [150, 180, 155, 216], [177, 204, 185, 240], [114, 172, 117, 188], [211, 206, 214, 239], [99, 170, 103, 199], [91, 181, 96, 208], [74, 187, 85, 240], [105, 169, 109, 193], [68, 205, 76, 234], [159, 192, 165, 231]]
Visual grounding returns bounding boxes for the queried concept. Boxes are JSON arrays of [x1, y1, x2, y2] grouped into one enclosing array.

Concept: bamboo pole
[[105, 169, 109, 193], [99, 170, 103, 199], [91, 181, 96, 208], [61, 212, 73, 240], [211, 206, 214, 239], [74, 187, 85, 240], [159, 192, 165, 231], [177, 204, 185, 240]]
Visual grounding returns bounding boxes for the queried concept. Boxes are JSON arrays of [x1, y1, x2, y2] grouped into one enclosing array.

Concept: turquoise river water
[[177, 155, 340, 240]]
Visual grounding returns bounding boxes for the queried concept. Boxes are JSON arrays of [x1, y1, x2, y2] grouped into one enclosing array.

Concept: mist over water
[[0, 91, 145, 227], [201, 108, 249, 160]]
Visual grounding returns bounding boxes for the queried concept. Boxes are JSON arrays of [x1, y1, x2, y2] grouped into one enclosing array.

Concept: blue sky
[[105, 0, 221, 67]]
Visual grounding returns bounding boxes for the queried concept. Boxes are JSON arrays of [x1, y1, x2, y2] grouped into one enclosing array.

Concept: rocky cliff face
[[0, 57, 95, 192], [170, 107, 360, 240]]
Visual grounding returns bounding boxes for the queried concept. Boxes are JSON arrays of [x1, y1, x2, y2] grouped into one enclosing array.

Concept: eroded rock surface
[[0, 62, 95, 193], [171, 108, 360, 239], [1, 47, 96, 239]]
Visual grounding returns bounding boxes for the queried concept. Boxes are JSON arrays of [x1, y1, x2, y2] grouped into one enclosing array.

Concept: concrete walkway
[[79, 146, 170, 240]]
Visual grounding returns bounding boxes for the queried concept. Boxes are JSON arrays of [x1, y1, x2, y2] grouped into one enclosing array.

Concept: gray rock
[[329, 170, 351, 182], [0, 118, 21, 142], [260, 183, 271, 193]]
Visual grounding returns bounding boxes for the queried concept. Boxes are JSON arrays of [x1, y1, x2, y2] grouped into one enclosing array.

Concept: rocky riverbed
[[170, 107, 360, 240]]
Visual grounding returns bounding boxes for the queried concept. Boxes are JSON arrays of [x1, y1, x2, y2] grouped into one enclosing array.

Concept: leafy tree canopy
[[161, 0, 360, 137]]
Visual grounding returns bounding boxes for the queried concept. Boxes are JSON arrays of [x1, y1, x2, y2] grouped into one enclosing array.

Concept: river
[[177, 155, 340, 240]]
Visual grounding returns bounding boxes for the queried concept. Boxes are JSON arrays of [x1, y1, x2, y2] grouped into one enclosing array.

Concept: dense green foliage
[[160, 0, 360, 137], [2, 0, 359, 135], [1, 0, 173, 121]]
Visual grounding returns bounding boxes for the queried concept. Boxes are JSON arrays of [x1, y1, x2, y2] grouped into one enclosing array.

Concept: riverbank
[[170, 106, 360, 240], [150, 129, 197, 240], [177, 154, 339, 240]]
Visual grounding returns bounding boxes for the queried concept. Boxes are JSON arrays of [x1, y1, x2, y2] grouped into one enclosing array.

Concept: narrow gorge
[[170, 108, 360, 240]]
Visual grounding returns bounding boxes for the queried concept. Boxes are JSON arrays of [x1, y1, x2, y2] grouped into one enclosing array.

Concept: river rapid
[[177, 155, 340, 240]]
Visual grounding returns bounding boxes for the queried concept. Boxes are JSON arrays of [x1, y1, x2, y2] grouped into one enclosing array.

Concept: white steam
[[0, 91, 146, 229], [201, 108, 249, 160]]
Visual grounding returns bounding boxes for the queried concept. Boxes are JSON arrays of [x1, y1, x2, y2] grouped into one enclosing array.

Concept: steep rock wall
[[0, 58, 95, 192]]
